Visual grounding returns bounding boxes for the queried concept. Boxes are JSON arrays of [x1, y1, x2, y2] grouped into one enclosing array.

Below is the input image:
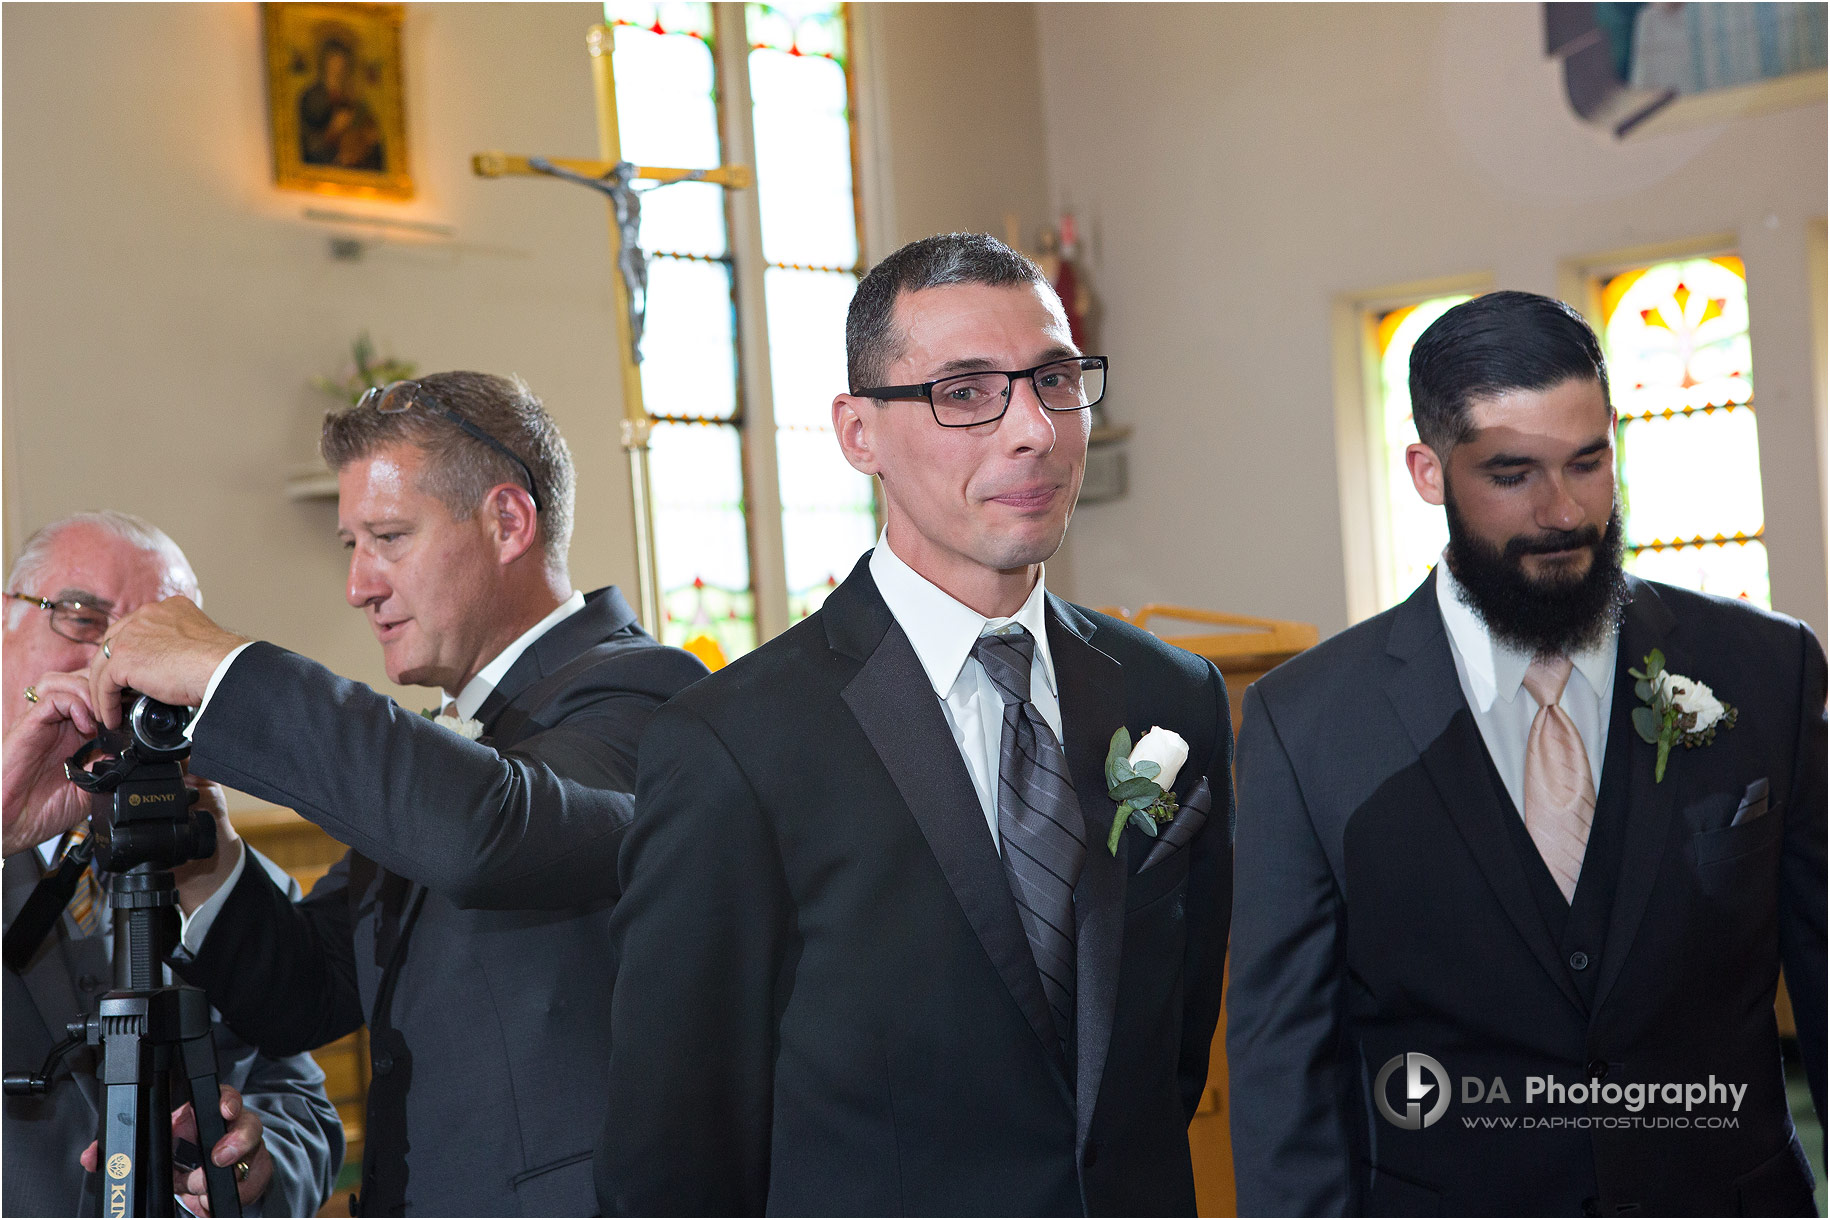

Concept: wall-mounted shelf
[[287, 465, 338, 501]]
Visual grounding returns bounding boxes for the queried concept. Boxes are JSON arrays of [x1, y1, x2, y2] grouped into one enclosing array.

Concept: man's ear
[[833, 394, 882, 477], [485, 484, 541, 564], [1405, 441, 1447, 507]]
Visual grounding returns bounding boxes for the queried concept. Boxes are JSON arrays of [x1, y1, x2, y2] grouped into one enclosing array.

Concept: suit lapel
[[1591, 579, 1680, 1016], [830, 559, 1070, 1095], [1046, 596, 1128, 1151], [1383, 573, 1587, 1014], [475, 587, 640, 731]]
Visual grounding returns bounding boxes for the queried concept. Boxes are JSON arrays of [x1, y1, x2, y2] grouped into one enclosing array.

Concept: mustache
[[1503, 524, 1605, 559]]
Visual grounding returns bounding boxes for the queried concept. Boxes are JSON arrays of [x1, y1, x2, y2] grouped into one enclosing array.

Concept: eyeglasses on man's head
[[358, 380, 543, 512], [852, 356, 1108, 429]]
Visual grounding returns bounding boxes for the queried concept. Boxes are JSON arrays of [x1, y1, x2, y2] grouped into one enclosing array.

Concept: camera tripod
[[5, 744, 243, 1217]]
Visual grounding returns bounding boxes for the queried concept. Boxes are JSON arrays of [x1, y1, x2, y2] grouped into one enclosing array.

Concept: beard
[[1443, 491, 1628, 656]]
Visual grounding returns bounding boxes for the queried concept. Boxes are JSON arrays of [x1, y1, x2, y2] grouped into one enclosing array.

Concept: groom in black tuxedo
[[1228, 292, 1825, 1216], [597, 233, 1233, 1215]]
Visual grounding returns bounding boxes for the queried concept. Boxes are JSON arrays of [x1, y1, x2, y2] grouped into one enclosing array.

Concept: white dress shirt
[[1435, 562, 1616, 817], [870, 536, 1061, 851], [177, 590, 587, 952]]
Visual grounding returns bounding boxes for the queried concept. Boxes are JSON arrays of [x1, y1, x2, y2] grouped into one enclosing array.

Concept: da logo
[[1374, 1052, 1451, 1129], [128, 793, 141, 807], [107, 1153, 131, 1179]]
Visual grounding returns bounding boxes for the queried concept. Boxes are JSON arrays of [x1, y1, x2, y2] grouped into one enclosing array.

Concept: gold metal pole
[[585, 23, 665, 638]]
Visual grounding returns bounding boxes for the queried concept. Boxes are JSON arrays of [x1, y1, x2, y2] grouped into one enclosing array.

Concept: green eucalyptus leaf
[[1645, 648, 1665, 674], [1633, 679, 1653, 704], [1132, 759, 1161, 781], [1631, 706, 1660, 744], [1105, 727, 1133, 788], [1110, 777, 1160, 802], [1128, 807, 1161, 837], [1655, 734, 1672, 783]]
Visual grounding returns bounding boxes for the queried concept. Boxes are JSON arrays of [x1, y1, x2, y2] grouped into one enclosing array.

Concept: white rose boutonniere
[[1627, 649, 1737, 782], [1103, 726, 1189, 855], [420, 707, 485, 741]]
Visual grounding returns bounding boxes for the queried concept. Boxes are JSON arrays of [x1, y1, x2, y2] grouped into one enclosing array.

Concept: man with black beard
[[1228, 291, 1824, 1216]]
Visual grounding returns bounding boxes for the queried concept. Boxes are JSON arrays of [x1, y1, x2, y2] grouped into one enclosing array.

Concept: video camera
[[64, 691, 215, 874]]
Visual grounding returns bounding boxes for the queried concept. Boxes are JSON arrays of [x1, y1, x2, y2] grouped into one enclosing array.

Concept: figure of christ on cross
[[472, 21, 753, 633]]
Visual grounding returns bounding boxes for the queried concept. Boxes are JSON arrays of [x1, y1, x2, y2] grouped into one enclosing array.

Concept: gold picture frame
[[263, 2, 412, 200]]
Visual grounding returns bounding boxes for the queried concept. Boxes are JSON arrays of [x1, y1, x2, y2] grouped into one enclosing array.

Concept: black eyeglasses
[[5, 591, 113, 644], [359, 380, 543, 512], [853, 356, 1108, 429]]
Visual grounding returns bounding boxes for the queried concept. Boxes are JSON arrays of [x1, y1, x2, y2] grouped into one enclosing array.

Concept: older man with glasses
[[596, 233, 1233, 1215], [66, 373, 708, 1215], [2, 511, 343, 1217]]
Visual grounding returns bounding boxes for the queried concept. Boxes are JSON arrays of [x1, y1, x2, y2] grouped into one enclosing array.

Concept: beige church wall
[[859, 3, 1050, 260], [3, 0, 628, 729], [1, 2, 1055, 745], [1034, 2, 1829, 642]]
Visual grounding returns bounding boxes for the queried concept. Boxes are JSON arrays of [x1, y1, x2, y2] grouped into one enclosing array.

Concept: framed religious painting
[[263, 2, 413, 200]]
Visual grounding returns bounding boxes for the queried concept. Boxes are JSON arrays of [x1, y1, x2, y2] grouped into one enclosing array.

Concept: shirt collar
[[1435, 559, 1615, 711], [869, 533, 1058, 701], [451, 590, 587, 719]]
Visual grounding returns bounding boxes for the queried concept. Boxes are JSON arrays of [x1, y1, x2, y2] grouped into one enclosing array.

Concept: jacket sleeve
[[188, 642, 694, 910], [173, 849, 366, 1057], [1226, 683, 1357, 1216], [1177, 660, 1234, 1123], [1779, 622, 1827, 1128], [595, 702, 791, 1216]]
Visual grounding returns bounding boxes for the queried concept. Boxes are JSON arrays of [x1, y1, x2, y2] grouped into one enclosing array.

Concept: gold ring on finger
[[235, 1159, 251, 1183], [22, 685, 37, 704]]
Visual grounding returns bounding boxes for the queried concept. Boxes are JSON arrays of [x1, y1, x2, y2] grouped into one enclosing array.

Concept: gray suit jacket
[[3, 847, 344, 1217], [173, 586, 707, 1216]]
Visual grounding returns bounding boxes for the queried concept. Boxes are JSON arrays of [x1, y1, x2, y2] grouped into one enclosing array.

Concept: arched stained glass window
[[603, 0, 877, 666], [1600, 254, 1770, 607], [1372, 294, 1473, 607]]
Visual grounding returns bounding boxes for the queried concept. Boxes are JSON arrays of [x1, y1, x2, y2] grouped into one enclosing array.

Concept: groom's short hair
[[320, 370, 576, 565], [1409, 290, 1611, 454], [846, 232, 1056, 393]]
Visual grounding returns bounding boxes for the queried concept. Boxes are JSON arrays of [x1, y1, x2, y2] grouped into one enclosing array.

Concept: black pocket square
[[1138, 777, 1212, 873], [1730, 777, 1770, 827]]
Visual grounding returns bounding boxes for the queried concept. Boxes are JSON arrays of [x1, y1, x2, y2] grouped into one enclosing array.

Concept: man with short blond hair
[[71, 373, 707, 1214]]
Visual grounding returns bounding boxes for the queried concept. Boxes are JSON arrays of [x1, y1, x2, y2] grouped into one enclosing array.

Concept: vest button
[[372, 1053, 394, 1075], [1587, 1058, 1609, 1080], [1582, 1198, 1599, 1216], [1569, 950, 1590, 971]]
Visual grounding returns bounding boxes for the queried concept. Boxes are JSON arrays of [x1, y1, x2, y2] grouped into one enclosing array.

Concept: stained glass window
[[606, 1, 755, 663], [603, 1, 874, 664], [748, 2, 877, 622], [1601, 255, 1769, 606], [1373, 294, 1473, 606]]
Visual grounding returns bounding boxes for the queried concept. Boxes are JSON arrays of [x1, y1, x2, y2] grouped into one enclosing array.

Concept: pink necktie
[[1522, 655, 1595, 903]]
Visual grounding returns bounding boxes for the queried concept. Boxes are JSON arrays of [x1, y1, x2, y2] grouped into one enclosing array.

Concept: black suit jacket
[[596, 556, 1233, 1216], [1228, 572, 1827, 1216], [173, 587, 707, 1216], [3, 847, 343, 1217]]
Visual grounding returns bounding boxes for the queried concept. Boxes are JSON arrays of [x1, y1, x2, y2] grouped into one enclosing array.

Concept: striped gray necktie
[[973, 626, 1086, 1051]]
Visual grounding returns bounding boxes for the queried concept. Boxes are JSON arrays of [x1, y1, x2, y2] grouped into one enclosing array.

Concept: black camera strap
[[3, 832, 94, 972]]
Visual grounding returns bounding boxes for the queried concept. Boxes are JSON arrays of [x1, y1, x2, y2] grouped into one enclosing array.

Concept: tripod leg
[[97, 996, 152, 1218], [176, 990, 241, 1219]]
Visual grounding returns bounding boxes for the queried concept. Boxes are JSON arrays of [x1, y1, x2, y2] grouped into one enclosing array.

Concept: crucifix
[[473, 22, 753, 635]]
